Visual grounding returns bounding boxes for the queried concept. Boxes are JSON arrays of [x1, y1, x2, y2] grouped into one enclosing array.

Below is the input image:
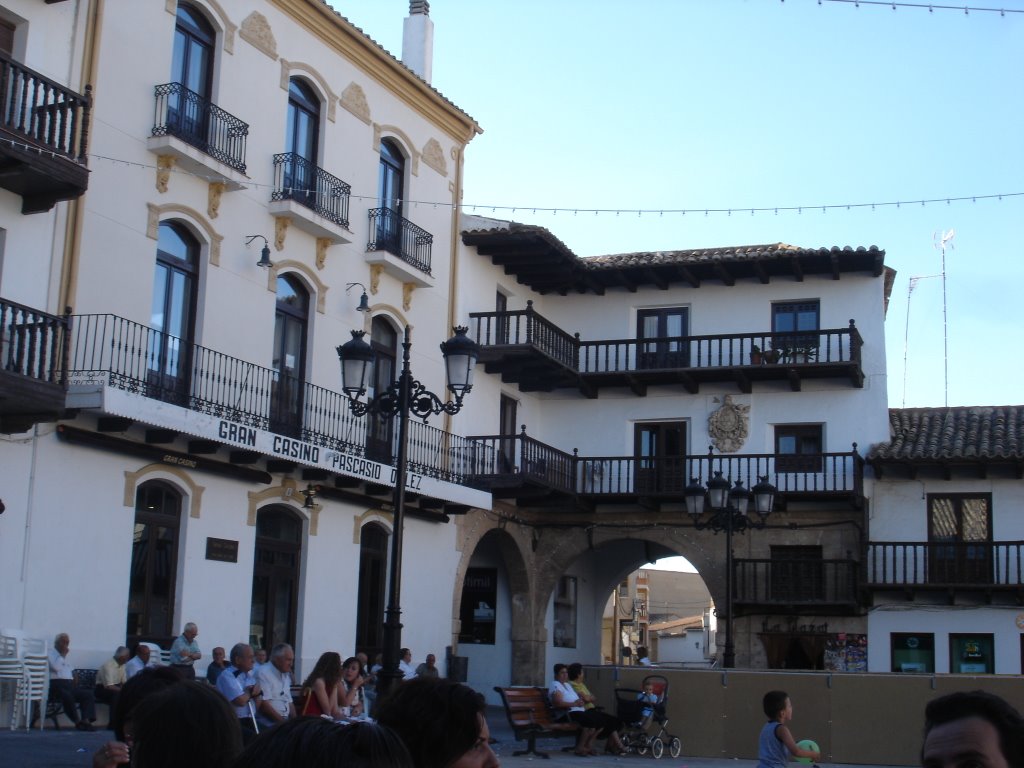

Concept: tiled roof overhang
[[461, 223, 886, 295], [868, 406, 1024, 479]]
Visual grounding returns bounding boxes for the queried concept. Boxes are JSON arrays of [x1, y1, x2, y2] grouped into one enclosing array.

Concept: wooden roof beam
[[712, 262, 736, 287], [752, 261, 770, 284], [675, 266, 700, 288], [830, 252, 842, 280], [642, 268, 669, 290], [790, 256, 805, 281]]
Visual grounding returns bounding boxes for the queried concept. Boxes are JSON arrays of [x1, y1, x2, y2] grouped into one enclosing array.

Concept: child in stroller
[[614, 675, 682, 759]]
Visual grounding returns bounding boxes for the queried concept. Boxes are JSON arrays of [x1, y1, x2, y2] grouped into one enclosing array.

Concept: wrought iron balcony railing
[[866, 541, 1024, 589], [467, 429, 864, 501], [733, 558, 860, 608], [272, 152, 351, 228], [152, 82, 248, 173], [367, 207, 432, 275], [0, 52, 91, 163], [66, 314, 487, 486], [2, 298, 68, 385]]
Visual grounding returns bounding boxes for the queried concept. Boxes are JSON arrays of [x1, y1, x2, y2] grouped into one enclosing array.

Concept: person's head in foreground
[[233, 718, 413, 768], [922, 690, 1024, 768], [129, 680, 242, 768], [375, 677, 499, 768]]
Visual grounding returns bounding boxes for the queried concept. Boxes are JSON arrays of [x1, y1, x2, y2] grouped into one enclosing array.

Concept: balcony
[[469, 304, 864, 397], [148, 82, 248, 188], [466, 429, 864, 509], [0, 53, 90, 213], [64, 314, 490, 515], [865, 541, 1024, 602], [732, 557, 861, 615], [0, 298, 68, 432], [366, 207, 434, 287], [270, 152, 352, 243]]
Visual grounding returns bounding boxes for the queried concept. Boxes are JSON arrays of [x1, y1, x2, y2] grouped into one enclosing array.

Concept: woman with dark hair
[[375, 677, 499, 768], [341, 656, 367, 718], [549, 663, 599, 756], [129, 680, 242, 768], [299, 651, 344, 718], [232, 717, 413, 768], [567, 663, 626, 755], [93, 666, 182, 768]]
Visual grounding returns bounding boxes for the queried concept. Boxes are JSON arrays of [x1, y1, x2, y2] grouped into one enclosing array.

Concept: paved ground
[[0, 707, 907, 768]]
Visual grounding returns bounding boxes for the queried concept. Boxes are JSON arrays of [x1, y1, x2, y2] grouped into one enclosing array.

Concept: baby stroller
[[613, 675, 682, 759]]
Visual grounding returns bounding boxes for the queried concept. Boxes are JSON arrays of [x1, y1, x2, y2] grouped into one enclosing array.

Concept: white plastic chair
[[15, 653, 49, 731], [0, 656, 26, 729]]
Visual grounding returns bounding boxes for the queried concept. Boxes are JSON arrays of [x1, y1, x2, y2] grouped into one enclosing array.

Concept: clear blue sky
[[335, 0, 1024, 409]]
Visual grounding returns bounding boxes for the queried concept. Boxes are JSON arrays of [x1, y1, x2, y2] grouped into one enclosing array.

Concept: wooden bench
[[493, 685, 579, 758]]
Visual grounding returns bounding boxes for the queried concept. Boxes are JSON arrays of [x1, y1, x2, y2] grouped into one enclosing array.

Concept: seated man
[[47, 632, 96, 731], [95, 646, 130, 716], [124, 643, 157, 679], [206, 646, 229, 685], [415, 653, 440, 679], [255, 643, 295, 727], [398, 648, 417, 680], [215, 643, 261, 740]]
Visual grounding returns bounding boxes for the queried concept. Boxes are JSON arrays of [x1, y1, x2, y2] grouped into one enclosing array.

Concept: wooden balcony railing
[[1, 298, 68, 385], [152, 82, 248, 173], [0, 52, 91, 163], [866, 541, 1024, 589], [66, 314, 485, 486], [367, 207, 432, 275], [470, 301, 579, 370], [467, 429, 863, 501], [733, 558, 860, 607]]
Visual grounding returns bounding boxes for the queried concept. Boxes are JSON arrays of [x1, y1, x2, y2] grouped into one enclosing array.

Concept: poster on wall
[[458, 568, 497, 644], [824, 633, 867, 672]]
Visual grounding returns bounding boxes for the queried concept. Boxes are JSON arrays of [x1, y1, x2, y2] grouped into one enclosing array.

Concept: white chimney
[[402, 1, 433, 83]]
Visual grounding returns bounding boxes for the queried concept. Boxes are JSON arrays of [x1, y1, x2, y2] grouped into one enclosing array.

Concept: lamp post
[[685, 467, 776, 668], [336, 325, 478, 696]]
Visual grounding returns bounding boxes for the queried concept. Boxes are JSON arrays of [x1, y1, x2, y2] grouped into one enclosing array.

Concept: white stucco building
[[7, 1, 1016, 716]]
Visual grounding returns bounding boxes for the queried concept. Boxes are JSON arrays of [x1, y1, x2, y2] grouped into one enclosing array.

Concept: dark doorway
[[634, 421, 686, 494], [355, 523, 388, 660], [127, 481, 182, 648], [249, 507, 302, 651]]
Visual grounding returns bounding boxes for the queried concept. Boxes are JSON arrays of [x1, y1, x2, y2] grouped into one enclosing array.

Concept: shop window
[[458, 567, 497, 645], [891, 632, 934, 673], [950, 633, 994, 674], [553, 575, 577, 648]]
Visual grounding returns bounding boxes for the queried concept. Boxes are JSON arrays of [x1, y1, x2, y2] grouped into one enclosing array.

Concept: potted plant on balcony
[[783, 346, 818, 364], [763, 348, 781, 365], [750, 345, 763, 366]]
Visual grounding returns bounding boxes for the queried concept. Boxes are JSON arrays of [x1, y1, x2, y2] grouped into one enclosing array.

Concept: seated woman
[[299, 651, 344, 719], [548, 663, 599, 756], [340, 656, 366, 718], [375, 677, 499, 768], [567, 662, 626, 755]]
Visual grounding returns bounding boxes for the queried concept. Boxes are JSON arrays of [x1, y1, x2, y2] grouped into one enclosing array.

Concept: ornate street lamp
[[336, 325, 478, 695], [685, 465, 776, 668]]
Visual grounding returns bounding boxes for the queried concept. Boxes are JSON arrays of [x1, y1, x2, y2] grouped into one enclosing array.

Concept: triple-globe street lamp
[[336, 324, 478, 696], [685, 468, 777, 669]]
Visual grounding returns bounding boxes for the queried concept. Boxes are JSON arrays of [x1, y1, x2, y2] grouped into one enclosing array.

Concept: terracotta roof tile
[[869, 406, 1024, 461]]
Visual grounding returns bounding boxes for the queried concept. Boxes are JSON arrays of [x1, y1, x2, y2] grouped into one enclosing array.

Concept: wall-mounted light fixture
[[301, 484, 318, 509], [345, 282, 371, 313], [246, 235, 273, 269]]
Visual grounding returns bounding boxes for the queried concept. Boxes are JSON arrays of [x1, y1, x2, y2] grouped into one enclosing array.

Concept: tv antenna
[[901, 230, 953, 407]]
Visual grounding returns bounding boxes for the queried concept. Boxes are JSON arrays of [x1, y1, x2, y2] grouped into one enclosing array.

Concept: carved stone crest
[[340, 82, 371, 124], [708, 395, 749, 453], [421, 138, 447, 176]]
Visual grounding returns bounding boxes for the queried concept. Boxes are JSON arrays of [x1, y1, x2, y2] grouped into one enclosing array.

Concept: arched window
[[376, 139, 405, 252], [128, 481, 182, 648], [249, 506, 302, 651], [169, 3, 215, 139], [283, 78, 321, 209], [366, 316, 398, 462], [150, 221, 198, 404], [355, 523, 388, 660], [269, 274, 309, 436]]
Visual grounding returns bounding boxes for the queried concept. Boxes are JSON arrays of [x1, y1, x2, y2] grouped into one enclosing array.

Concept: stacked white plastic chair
[[0, 634, 24, 730], [20, 642, 49, 731]]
